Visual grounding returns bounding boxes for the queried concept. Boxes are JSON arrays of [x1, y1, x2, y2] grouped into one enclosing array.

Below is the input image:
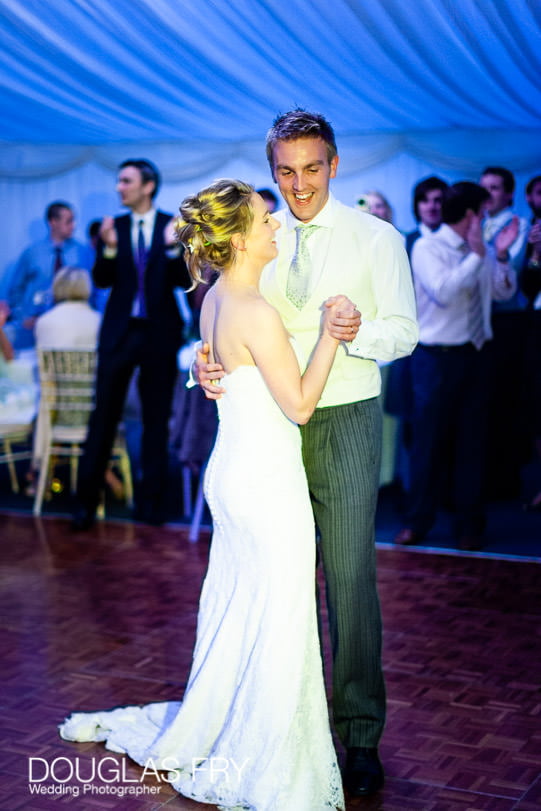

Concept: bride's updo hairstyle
[[176, 178, 255, 287]]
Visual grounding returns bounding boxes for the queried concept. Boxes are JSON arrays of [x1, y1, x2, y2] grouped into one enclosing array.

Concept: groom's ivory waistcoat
[[260, 194, 418, 409]]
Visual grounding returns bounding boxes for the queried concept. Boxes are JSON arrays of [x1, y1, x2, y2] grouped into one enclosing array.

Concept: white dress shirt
[[130, 209, 156, 256], [419, 222, 440, 239], [411, 224, 516, 346]]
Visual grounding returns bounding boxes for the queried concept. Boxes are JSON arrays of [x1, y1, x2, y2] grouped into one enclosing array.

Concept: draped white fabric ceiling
[[1, 0, 541, 281]]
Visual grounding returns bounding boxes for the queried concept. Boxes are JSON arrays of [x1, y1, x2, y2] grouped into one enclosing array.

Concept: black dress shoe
[[343, 747, 384, 797], [71, 508, 95, 532]]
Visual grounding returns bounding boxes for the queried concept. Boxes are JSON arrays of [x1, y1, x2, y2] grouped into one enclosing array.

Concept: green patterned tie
[[286, 225, 319, 309]]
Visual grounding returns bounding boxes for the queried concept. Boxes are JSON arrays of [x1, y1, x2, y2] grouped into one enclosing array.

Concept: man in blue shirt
[[7, 201, 91, 349]]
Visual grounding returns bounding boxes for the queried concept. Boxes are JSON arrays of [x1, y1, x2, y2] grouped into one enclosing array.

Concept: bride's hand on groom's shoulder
[[323, 295, 361, 343]]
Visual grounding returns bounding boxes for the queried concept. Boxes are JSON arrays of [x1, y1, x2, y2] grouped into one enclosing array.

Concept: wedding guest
[[7, 202, 90, 350], [28, 267, 102, 495], [72, 158, 190, 530], [395, 182, 517, 551], [387, 175, 449, 495], [520, 175, 541, 511], [522, 175, 541, 309], [87, 219, 110, 314], [480, 166, 529, 283], [405, 175, 448, 257], [356, 190, 394, 224], [480, 167, 530, 497], [35, 267, 100, 348]]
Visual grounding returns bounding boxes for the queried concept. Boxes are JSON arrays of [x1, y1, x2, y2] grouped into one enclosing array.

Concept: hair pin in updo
[[192, 222, 211, 246]]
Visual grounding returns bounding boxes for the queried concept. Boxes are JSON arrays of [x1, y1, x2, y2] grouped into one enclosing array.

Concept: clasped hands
[[196, 295, 361, 400], [324, 294, 361, 341]]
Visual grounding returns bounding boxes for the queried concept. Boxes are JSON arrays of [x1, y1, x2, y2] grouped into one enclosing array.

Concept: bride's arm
[[244, 298, 341, 424]]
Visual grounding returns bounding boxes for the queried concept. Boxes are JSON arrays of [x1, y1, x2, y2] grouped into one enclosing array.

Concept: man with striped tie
[[395, 182, 518, 552]]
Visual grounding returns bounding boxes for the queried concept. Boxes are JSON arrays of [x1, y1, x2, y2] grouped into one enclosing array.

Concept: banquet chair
[[33, 348, 133, 517], [0, 422, 34, 493]]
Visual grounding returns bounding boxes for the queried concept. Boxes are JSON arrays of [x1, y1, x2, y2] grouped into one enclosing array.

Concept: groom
[[198, 109, 418, 797]]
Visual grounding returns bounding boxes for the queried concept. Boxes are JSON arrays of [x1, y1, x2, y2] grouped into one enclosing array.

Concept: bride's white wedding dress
[[59, 363, 344, 810]]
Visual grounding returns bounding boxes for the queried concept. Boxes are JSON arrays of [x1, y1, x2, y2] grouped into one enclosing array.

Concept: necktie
[[468, 282, 486, 350], [286, 225, 319, 309], [483, 218, 498, 244], [458, 241, 486, 350], [53, 246, 63, 273], [135, 219, 147, 317]]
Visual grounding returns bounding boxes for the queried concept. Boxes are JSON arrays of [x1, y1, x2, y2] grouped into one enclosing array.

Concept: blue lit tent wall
[[1, 0, 540, 291]]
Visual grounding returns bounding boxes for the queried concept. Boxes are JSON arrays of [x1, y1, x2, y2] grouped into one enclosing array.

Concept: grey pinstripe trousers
[[300, 396, 386, 748]]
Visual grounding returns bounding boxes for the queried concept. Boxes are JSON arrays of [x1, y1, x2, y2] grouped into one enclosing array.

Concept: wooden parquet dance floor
[[1, 512, 540, 810]]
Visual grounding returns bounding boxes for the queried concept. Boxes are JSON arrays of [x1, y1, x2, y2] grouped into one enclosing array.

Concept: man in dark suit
[[72, 158, 190, 530]]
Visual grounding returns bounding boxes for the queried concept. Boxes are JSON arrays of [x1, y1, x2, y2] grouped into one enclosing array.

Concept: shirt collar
[[484, 207, 513, 227], [131, 208, 156, 227], [419, 222, 441, 238], [437, 223, 466, 248], [284, 192, 336, 231]]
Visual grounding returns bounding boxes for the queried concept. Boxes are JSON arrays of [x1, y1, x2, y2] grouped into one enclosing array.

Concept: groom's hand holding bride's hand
[[325, 295, 361, 342], [195, 342, 226, 400]]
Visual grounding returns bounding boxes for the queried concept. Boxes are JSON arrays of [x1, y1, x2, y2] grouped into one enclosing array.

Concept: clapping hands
[[495, 215, 520, 256], [465, 213, 486, 257], [528, 221, 541, 255], [99, 216, 118, 249]]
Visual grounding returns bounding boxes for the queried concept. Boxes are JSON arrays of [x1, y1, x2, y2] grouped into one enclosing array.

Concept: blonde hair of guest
[[53, 266, 92, 303]]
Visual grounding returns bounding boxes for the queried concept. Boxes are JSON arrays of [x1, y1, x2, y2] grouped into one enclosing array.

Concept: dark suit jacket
[[405, 228, 421, 259], [93, 211, 190, 354]]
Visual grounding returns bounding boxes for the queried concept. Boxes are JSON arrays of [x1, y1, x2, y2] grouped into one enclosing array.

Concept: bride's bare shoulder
[[208, 286, 284, 338], [239, 293, 284, 329]]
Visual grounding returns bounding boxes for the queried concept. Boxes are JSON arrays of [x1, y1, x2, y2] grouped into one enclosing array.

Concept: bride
[[59, 179, 345, 811]]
